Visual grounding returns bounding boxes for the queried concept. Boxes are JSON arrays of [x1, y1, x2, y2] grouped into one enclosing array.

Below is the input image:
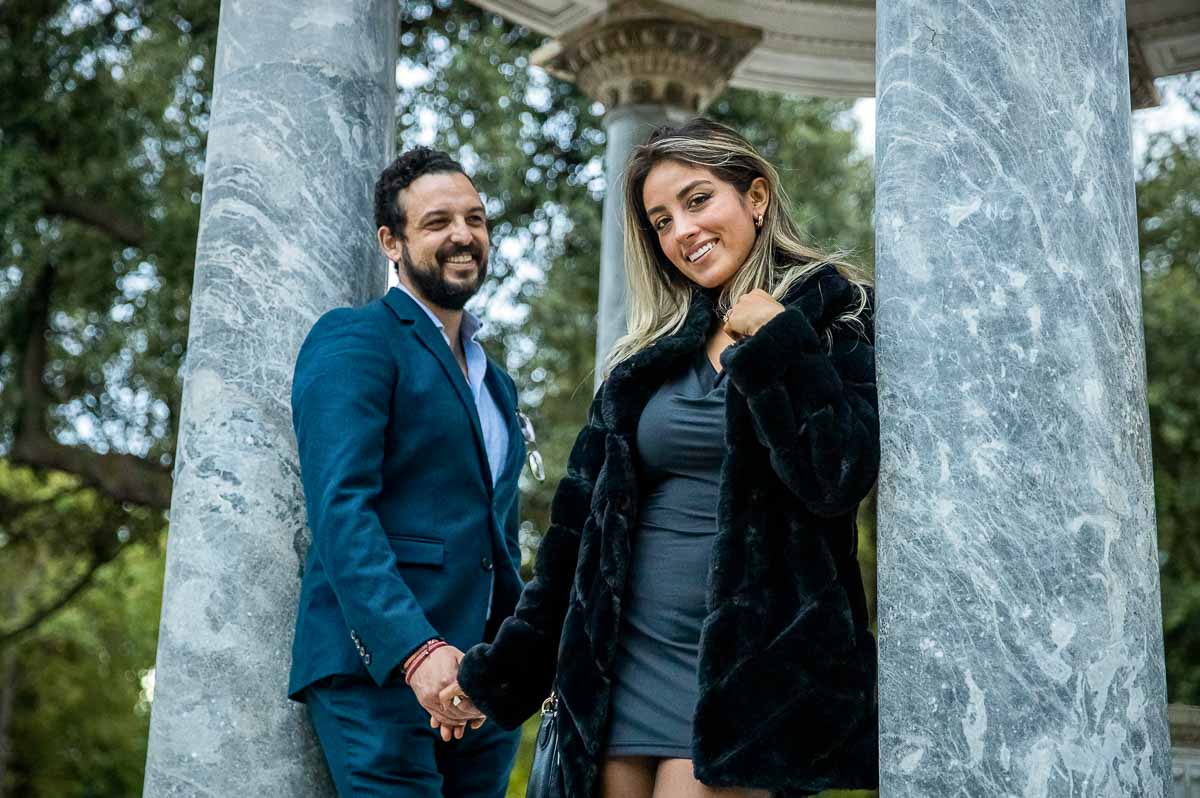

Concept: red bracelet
[[404, 638, 445, 668], [403, 639, 446, 672], [403, 641, 427, 671], [403, 640, 448, 685], [403, 648, 434, 685], [404, 641, 447, 684]]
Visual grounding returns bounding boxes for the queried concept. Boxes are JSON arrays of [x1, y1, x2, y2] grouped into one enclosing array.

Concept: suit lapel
[[383, 288, 493, 494]]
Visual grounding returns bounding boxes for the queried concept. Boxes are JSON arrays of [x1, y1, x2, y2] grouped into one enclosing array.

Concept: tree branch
[[0, 549, 118, 648], [9, 438, 173, 510], [42, 195, 146, 247], [7, 262, 173, 511], [0, 487, 85, 521], [0, 487, 90, 545], [14, 262, 54, 439]]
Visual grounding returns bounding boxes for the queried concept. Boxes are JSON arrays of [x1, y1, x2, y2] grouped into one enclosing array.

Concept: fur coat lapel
[[601, 261, 854, 432], [599, 289, 712, 434]]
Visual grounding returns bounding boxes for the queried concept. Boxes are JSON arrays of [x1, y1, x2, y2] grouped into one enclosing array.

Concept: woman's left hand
[[722, 289, 785, 339], [437, 681, 487, 732]]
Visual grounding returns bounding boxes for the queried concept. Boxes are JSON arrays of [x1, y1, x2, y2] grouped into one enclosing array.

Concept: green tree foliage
[[0, 2, 216, 795], [3, 520, 165, 796], [0, 0, 217, 488], [1137, 76, 1200, 704]]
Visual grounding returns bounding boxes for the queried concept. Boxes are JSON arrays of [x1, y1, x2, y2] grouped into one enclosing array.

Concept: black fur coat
[[459, 263, 880, 797]]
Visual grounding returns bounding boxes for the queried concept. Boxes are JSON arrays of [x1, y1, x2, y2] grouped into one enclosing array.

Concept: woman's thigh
[[652, 759, 770, 798], [601, 755, 657, 798]]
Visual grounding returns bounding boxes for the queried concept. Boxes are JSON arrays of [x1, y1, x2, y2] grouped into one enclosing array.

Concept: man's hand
[[407, 645, 486, 741]]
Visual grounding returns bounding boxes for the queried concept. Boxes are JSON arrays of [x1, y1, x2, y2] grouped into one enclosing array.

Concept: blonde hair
[[606, 117, 872, 374]]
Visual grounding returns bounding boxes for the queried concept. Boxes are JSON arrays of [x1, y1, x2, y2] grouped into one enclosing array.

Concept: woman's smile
[[642, 160, 762, 290], [686, 239, 718, 263]]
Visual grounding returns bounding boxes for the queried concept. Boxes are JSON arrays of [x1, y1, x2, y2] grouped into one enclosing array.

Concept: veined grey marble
[[142, 2, 396, 795], [874, 1, 1170, 796], [595, 104, 688, 388]]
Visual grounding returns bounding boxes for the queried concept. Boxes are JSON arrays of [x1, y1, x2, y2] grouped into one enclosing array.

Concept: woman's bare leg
[[651, 759, 771, 798], [601, 755, 657, 798]]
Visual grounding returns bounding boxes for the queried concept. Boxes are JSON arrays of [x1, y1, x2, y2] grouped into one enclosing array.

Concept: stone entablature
[[471, 0, 1200, 109]]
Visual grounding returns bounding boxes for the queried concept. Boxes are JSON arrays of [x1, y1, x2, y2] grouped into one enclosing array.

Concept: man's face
[[396, 172, 489, 311]]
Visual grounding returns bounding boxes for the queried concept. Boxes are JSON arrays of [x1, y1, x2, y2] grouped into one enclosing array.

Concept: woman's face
[[641, 160, 767, 290]]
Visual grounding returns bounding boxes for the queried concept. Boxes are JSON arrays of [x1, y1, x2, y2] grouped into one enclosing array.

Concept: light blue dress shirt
[[397, 283, 509, 619]]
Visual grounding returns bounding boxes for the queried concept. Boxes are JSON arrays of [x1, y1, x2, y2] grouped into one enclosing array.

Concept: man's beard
[[400, 240, 487, 311]]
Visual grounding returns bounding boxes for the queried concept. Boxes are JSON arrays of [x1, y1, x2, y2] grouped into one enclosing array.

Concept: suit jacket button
[[363, 653, 372, 666], [481, 556, 493, 571]]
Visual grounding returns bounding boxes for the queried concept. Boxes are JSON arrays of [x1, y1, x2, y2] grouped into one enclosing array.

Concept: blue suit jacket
[[287, 288, 525, 700]]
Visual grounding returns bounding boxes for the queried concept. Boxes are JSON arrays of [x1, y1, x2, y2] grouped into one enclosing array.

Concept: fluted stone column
[[874, 1, 1171, 795], [534, 0, 760, 384], [143, 2, 396, 795]]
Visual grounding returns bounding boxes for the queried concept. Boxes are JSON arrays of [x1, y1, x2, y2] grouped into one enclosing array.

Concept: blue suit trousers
[[305, 675, 521, 797]]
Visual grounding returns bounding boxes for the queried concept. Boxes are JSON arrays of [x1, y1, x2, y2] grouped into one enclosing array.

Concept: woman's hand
[[405, 645, 484, 741], [436, 681, 487, 739], [722, 289, 785, 339]]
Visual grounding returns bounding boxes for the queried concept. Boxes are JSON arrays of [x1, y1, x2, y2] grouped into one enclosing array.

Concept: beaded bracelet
[[403, 639, 448, 685]]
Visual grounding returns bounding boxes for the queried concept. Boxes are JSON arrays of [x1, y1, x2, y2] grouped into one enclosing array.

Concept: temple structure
[[142, 1, 1200, 796]]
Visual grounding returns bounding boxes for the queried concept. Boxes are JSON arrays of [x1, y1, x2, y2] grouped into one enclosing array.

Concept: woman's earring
[[754, 213, 763, 229]]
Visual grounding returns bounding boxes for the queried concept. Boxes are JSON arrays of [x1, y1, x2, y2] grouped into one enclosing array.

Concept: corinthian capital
[[532, 0, 762, 113]]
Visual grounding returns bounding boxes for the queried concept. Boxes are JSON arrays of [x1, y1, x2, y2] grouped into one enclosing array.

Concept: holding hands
[[436, 680, 480, 734], [404, 294, 781, 746], [404, 640, 487, 741]]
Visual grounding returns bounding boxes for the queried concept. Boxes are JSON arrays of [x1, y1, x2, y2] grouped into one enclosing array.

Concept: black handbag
[[526, 692, 563, 798]]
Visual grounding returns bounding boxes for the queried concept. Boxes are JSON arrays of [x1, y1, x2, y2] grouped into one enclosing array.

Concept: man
[[287, 147, 529, 796]]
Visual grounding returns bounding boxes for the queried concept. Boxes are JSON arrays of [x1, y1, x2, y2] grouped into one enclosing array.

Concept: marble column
[[874, 1, 1171, 796], [142, 2, 396, 795], [533, 0, 760, 385], [595, 104, 680, 383]]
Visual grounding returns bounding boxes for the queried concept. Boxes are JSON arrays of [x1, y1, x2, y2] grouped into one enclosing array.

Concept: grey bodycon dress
[[604, 346, 727, 759]]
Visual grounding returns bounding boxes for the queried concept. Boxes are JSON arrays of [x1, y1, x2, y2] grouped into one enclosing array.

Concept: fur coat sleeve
[[720, 287, 879, 518], [457, 393, 608, 729]]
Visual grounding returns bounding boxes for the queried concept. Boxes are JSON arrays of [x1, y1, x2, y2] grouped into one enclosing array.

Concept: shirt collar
[[397, 282, 483, 343]]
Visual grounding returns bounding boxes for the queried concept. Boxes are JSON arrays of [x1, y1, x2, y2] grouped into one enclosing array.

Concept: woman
[[448, 117, 879, 797]]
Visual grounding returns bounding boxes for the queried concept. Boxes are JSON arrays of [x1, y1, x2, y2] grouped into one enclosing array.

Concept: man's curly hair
[[373, 147, 470, 239]]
